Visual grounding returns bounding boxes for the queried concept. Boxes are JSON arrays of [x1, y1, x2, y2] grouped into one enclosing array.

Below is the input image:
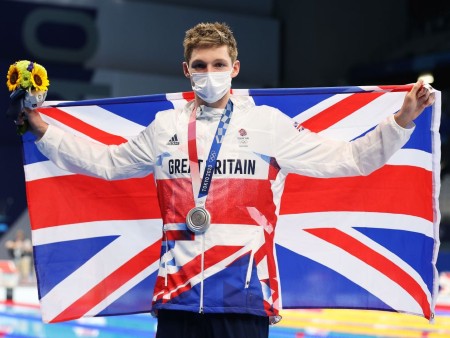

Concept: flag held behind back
[[22, 85, 441, 323]]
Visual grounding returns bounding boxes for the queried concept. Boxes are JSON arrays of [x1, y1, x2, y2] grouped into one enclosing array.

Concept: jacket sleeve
[[275, 112, 415, 177], [35, 122, 156, 180]]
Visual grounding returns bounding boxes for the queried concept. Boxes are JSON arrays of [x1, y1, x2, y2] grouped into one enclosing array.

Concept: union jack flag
[[22, 85, 441, 323]]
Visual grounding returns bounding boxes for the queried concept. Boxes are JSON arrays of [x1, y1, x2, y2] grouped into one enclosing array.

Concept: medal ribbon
[[188, 100, 234, 208]]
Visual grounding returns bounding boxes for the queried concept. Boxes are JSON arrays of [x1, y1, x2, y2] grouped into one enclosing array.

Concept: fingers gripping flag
[[22, 85, 441, 323]]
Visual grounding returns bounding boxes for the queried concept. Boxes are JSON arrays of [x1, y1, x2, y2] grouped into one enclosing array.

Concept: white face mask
[[190, 70, 232, 103]]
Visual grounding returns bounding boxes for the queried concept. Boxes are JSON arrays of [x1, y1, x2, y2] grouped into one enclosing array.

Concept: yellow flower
[[15, 60, 32, 89], [30, 63, 49, 91], [6, 64, 21, 91]]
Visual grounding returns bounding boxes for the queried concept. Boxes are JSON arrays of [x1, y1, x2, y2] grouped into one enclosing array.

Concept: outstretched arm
[[275, 80, 436, 178], [20, 107, 156, 180]]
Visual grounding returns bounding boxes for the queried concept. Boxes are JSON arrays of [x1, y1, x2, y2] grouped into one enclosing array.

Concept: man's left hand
[[395, 80, 436, 128]]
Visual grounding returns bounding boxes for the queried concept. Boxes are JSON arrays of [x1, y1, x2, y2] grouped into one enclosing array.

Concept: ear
[[231, 60, 240, 78], [182, 62, 190, 78]]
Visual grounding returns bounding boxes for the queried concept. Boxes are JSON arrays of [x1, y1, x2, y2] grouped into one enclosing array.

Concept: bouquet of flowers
[[5, 60, 50, 135]]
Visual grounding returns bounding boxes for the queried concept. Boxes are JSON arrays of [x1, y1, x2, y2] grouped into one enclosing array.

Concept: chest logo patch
[[238, 128, 249, 147], [167, 134, 180, 145]]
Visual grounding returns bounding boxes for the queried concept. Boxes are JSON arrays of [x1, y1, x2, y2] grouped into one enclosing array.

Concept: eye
[[214, 62, 227, 68], [191, 62, 206, 70]]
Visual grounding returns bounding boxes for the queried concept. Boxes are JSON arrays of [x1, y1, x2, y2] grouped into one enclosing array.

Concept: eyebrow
[[190, 58, 229, 65]]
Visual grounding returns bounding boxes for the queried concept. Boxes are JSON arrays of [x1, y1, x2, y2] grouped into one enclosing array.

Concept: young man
[[23, 22, 434, 338]]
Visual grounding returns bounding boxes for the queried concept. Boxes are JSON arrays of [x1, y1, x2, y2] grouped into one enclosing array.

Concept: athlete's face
[[183, 45, 240, 77]]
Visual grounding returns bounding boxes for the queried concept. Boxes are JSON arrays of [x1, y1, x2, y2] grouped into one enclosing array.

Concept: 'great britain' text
[[168, 159, 256, 175]]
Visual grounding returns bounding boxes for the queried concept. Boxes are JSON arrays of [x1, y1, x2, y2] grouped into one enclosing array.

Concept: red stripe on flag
[[182, 90, 232, 101], [301, 92, 384, 132], [27, 174, 161, 229], [378, 85, 413, 92], [157, 164, 432, 226], [28, 164, 431, 230], [50, 239, 161, 323], [280, 165, 433, 222], [39, 107, 127, 145], [182, 91, 195, 101], [305, 228, 431, 319]]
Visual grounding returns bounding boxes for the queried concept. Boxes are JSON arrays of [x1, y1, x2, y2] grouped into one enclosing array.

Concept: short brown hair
[[183, 22, 238, 64]]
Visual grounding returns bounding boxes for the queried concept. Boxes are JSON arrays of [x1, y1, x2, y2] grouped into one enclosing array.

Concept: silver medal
[[186, 207, 211, 234]]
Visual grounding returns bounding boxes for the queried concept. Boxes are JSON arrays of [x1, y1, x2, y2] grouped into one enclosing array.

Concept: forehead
[[189, 45, 232, 64]]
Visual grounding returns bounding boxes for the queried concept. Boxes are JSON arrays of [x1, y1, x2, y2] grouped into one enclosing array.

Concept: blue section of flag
[[252, 92, 334, 118], [402, 106, 433, 152], [249, 86, 373, 97], [355, 227, 435, 292], [55, 94, 170, 107], [352, 107, 433, 153], [276, 244, 393, 311], [99, 101, 173, 127], [97, 271, 158, 317], [22, 139, 48, 165], [34, 236, 119, 299], [55, 93, 173, 127]]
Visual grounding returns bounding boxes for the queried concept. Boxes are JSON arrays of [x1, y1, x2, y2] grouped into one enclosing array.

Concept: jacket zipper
[[245, 249, 255, 289], [164, 228, 168, 287], [199, 233, 205, 313]]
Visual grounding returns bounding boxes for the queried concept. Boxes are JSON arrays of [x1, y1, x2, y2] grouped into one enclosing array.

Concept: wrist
[[31, 121, 49, 140], [394, 112, 410, 128]]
